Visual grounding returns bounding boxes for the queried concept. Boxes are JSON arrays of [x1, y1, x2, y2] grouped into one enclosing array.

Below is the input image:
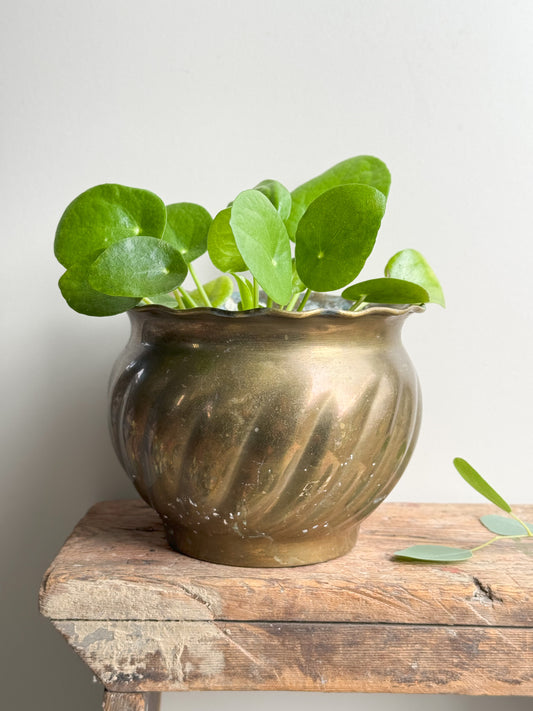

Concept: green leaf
[[385, 249, 445, 307], [145, 292, 180, 308], [479, 514, 531, 536], [58, 258, 140, 316], [453, 458, 512, 513], [230, 190, 293, 306], [291, 259, 306, 294], [188, 275, 234, 308], [295, 184, 386, 292], [207, 208, 248, 273], [162, 202, 212, 263], [55, 184, 167, 268], [89, 236, 188, 297], [148, 278, 234, 310], [233, 272, 254, 310], [394, 545, 473, 562], [253, 180, 292, 221], [286, 155, 391, 239], [342, 278, 429, 305]]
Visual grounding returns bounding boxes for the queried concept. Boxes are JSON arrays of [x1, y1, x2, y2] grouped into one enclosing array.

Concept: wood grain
[[56, 620, 532, 695], [40, 500, 533, 626], [39, 500, 533, 697], [103, 691, 160, 711]]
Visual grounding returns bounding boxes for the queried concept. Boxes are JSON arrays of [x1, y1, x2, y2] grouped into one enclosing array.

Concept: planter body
[[109, 301, 423, 567]]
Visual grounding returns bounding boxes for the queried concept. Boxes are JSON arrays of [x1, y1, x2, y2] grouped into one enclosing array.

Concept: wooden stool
[[39, 500, 533, 710]]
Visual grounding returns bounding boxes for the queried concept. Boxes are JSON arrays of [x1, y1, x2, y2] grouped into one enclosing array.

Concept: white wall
[[2, 1, 533, 709]]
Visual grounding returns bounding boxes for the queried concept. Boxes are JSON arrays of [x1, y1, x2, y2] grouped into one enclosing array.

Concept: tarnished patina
[[109, 297, 423, 567]]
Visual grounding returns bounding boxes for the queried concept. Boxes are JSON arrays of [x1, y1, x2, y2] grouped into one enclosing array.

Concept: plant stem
[[470, 533, 530, 553], [172, 290, 186, 309], [348, 295, 367, 312], [188, 263, 212, 307], [296, 288, 312, 312], [267, 296, 273, 308], [178, 286, 198, 309], [253, 278, 260, 308], [141, 297, 154, 305], [510, 512, 533, 536], [285, 293, 300, 312]]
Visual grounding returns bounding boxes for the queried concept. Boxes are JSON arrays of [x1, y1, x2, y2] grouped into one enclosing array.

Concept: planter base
[[163, 523, 360, 568]]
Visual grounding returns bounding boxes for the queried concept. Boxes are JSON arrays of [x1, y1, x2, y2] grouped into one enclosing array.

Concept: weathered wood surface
[[39, 500, 533, 696], [103, 691, 160, 711], [56, 620, 533, 695], [40, 500, 533, 626]]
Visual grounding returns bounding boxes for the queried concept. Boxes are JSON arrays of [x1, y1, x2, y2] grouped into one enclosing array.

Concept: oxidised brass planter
[[109, 297, 423, 567]]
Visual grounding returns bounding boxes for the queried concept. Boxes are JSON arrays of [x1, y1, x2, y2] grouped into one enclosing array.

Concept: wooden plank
[[103, 691, 160, 711], [40, 500, 533, 627], [54, 619, 533, 695]]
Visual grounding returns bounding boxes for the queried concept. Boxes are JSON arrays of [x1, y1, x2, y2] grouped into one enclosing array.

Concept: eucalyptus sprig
[[394, 458, 533, 563], [54, 156, 445, 316]]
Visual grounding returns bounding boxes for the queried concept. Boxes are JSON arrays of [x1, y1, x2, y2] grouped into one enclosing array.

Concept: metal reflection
[[109, 297, 423, 567]]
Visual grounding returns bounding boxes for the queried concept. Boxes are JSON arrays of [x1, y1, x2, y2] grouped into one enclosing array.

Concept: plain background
[[2, 1, 533, 709]]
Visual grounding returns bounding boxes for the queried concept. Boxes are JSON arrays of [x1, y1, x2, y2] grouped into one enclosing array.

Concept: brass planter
[[109, 297, 423, 567]]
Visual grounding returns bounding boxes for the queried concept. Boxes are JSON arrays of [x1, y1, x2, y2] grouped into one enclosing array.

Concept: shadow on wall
[[3, 321, 134, 711]]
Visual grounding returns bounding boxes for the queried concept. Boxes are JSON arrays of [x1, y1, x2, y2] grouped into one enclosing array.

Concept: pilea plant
[[394, 458, 533, 562], [54, 155, 445, 316]]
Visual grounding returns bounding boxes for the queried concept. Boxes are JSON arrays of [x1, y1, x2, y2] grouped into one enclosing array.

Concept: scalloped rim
[[132, 302, 425, 319]]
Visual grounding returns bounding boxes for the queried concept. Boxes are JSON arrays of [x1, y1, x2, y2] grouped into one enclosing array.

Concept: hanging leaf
[[286, 155, 390, 239], [385, 249, 445, 307], [295, 184, 386, 292], [162, 202, 212, 263], [479, 515, 531, 536], [230, 189, 293, 305], [394, 545, 473, 562], [453, 458, 512, 513], [54, 184, 167, 268], [58, 259, 140, 316], [253, 179, 292, 221], [207, 207, 248, 273], [342, 278, 429, 305], [89, 236, 188, 297]]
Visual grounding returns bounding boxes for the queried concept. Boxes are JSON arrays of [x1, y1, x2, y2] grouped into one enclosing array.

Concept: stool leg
[[103, 691, 161, 711]]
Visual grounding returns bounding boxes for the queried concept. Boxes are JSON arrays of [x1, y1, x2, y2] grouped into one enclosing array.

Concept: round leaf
[[162, 202, 212, 263], [453, 458, 511, 513], [230, 190, 293, 306], [342, 278, 429, 305], [479, 515, 531, 536], [295, 184, 386, 292], [253, 180, 292, 221], [188, 275, 234, 308], [394, 545, 473, 562], [207, 208, 248, 273], [55, 184, 167, 268], [59, 259, 140, 316], [286, 155, 391, 239], [89, 236, 188, 297], [385, 249, 445, 307]]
